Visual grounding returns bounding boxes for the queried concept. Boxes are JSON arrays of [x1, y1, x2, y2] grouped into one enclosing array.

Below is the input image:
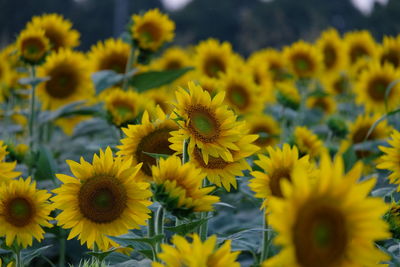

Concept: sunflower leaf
[[34, 146, 57, 181], [164, 217, 211, 236], [19, 76, 50, 87], [92, 69, 137, 93], [142, 151, 171, 160], [21, 245, 53, 266], [342, 145, 357, 173], [87, 248, 118, 261], [108, 233, 164, 249]]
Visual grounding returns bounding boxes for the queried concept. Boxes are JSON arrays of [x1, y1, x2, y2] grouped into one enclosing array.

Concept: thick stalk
[[14, 247, 22, 267], [155, 206, 164, 254], [260, 213, 270, 263], [198, 178, 209, 241], [58, 229, 66, 267], [122, 47, 136, 91]]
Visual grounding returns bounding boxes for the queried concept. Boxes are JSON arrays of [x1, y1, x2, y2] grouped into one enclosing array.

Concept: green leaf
[[365, 108, 400, 141], [19, 76, 50, 87], [22, 245, 53, 266], [92, 69, 137, 94], [130, 67, 194, 92], [34, 146, 57, 181], [142, 152, 171, 160], [165, 217, 210, 236], [113, 259, 152, 267], [342, 146, 357, 173], [109, 233, 164, 248], [87, 248, 118, 261], [372, 187, 396, 197]]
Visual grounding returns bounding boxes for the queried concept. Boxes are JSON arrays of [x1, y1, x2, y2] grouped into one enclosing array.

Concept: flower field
[[1, 8, 400, 267]]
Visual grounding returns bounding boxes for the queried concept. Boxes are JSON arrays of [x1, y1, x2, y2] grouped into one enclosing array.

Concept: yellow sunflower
[[169, 82, 243, 164], [0, 177, 53, 248], [153, 234, 240, 267], [283, 41, 323, 78], [320, 72, 350, 95], [355, 62, 400, 113], [276, 81, 301, 110], [246, 113, 280, 151], [195, 75, 222, 96], [344, 30, 377, 66], [152, 46, 191, 71], [316, 28, 346, 73], [16, 27, 50, 64], [377, 130, 400, 190], [117, 108, 178, 181], [194, 39, 235, 79], [37, 49, 94, 110], [0, 141, 21, 184], [306, 94, 336, 115], [349, 57, 373, 81], [379, 35, 400, 68], [55, 115, 92, 136], [104, 88, 142, 126], [219, 69, 264, 115], [262, 154, 389, 267], [151, 156, 219, 218], [249, 144, 315, 209], [52, 147, 152, 251], [26, 13, 80, 51], [143, 88, 174, 115], [88, 38, 131, 74], [131, 8, 175, 51], [292, 126, 325, 159]]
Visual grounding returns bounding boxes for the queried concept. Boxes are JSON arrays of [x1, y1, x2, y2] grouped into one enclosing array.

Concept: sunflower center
[[112, 99, 135, 118], [293, 54, 312, 73], [350, 45, 368, 64], [293, 201, 347, 267], [227, 84, 250, 110], [22, 37, 46, 61], [367, 76, 391, 101], [311, 98, 329, 112], [323, 45, 337, 70], [46, 64, 79, 99], [5, 197, 35, 227], [99, 53, 127, 73], [165, 60, 182, 70], [78, 176, 127, 223], [381, 50, 400, 68], [252, 126, 274, 146], [204, 56, 226, 78], [269, 63, 287, 82], [188, 106, 220, 142], [44, 28, 64, 51], [136, 128, 175, 177], [333, 77, 347, 94], [269, 167, 292, 198], [193, 147, 229, 169], [138, 22, 161, 44]]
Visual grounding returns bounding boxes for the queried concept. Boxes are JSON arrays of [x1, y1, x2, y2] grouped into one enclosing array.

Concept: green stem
[[198, 178, 209, 241], [14, 247, 23, 267], [182, 138, 189, 164], [155, 206, 164, 254], [260, 213, 270, 263], [147, 210, 155, 238], [28, 67, 36, 151], [122, 47, 136, 91], [59, 229, 66, 267]]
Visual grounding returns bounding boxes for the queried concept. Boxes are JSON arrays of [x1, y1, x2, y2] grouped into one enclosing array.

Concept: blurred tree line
[[1, 0, 400, 55]]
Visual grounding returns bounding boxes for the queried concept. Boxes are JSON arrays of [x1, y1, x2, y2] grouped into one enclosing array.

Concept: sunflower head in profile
[[219, 69, 264, 115], [246, 113, 280, 152], [16, 27, 50, 64], [194, 39, 235, 79], [52, 147, 152, 251], [152, 46, 191, 71], [379, 36, 400, 68], [283, 41, 323, 78], [117, 108, 178, 181], [26, 13, 80, 51], [37, 49, 94, 110], [153, 234, 240, 267], [0, 141, 21, 184], [151, 156, 219, 219], [131, 9, 175, 51], [306, 93, 336, 115], [169, 81, 243, 164], [262, 154, 389, 267], [344, 30, 377, 66], [88, 38, 131, 74], [249, 144, 315, 209], [292, 126, 326, 160], [104, 88, 141, 127], [320, 72, 350, 95], [143, 88, 174, 115], [316, 28, 346, 73], [0, 177, 53, 248], [355, 62, 400, 113], [275, 81, 301, 110], [377, 130, 400, 190]]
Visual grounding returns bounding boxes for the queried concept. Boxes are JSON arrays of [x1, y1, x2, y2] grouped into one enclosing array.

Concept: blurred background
[[0, 0, 398, 56]]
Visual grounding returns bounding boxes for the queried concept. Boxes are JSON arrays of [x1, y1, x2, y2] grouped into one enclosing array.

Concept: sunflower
[[52, 147, 152, 251], [306, 94, 336, 115], [169, 81, 243, 164], [117, 108, 178, 181], [0, 177, 53, 248], [37, 49, 94, 110], [276, 81, 301, 110], [55, 115, 92, 136], [320, 72, 350, 95], [194, 39, 235, 79], [219, 70, 264, 115], [151, 156, 219, 219], [152, 46, 191, 71], [379, 36, 400, 68], [131, 9, 175, 51], [355, 62, 400, 113], [104, 88, 142, 126], [246, 113, 280, 151], [283, 41, 323, 78], [0, 60, 12, 102], [16, 27, 50, 64], [88, 38, 131, 74], [0, 141, 21, 184], [249, 144, 315, 209], [344, 30, 377, 66], [377, 130, 400, 189], [316, 28, 346, 73], [195, 75, 222, 96], [26, 13, 80, 51], [153, 234, 240, 267], [262, 154, 389, 267], [292, 126, 325, 159], [143, 88, 174, 115]]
